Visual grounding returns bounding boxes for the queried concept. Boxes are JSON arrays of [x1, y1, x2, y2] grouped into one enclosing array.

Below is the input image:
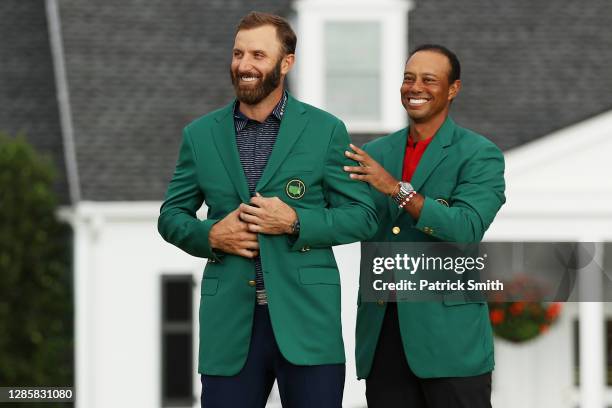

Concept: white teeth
[[409, 98, 428, 105], [241, 76, 258, 82]]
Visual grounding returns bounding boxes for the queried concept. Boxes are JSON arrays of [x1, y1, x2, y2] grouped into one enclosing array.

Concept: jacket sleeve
[[157, 127, 220, 259], [414, 142, 506, 242], [289, 120, 379, 250]]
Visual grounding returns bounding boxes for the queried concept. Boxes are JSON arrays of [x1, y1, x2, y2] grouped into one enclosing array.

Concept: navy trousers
[[201, 304, 345, 408]]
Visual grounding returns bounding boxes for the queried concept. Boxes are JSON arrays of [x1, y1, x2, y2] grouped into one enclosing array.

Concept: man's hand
[[239, 193, 297, 235], [344, 144, 398, 195], [209, 208, 259, 258]]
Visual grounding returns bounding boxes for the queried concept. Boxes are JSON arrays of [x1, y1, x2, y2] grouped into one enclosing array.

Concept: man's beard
[[230, 58, 282, 105]]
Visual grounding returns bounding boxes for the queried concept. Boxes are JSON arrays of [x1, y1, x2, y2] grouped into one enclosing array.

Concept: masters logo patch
[[285, 179, 306, 199]]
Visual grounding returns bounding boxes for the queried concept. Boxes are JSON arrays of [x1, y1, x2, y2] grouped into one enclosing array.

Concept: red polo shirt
[[402, 131, 434, 182]]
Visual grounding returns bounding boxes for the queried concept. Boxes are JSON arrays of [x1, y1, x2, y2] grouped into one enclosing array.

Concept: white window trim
[[294, 0, 413, 133]]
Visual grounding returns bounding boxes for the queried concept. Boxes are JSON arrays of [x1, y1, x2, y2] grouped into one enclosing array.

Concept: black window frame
[[160, 274, 195, 407]]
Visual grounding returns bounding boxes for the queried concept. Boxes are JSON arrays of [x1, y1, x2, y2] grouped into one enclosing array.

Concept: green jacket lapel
[[211, 102, 251, 203], [391, 116, 455, 222], [256, 94, 308, 192]]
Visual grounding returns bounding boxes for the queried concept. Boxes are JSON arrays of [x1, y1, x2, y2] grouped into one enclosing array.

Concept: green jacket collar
[[211, 93, 308, 202], [386, 116, 456, 221]]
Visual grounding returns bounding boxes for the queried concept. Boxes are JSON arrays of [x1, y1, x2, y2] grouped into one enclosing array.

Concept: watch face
[[401, 182, 415, 193]]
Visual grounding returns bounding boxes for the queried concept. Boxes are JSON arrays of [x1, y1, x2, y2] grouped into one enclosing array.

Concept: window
[[573, 319, 612, 386], [294, 0, 413, 133], [573, 242, 612, 388], [161, 275, 194, 407], [324, 21, 381, 122]]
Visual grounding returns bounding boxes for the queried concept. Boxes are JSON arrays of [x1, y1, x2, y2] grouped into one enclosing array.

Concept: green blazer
[[158, 94, 378, 375], [355, 117, 506, 379]]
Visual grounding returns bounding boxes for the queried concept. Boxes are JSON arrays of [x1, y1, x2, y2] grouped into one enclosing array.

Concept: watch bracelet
[[399, 191, 416, 209], [392, 182, 415, 204]]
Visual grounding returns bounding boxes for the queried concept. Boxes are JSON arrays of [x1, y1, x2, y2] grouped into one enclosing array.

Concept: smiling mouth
[[239, 75, 260, 82], [407, 98, 430, 106]]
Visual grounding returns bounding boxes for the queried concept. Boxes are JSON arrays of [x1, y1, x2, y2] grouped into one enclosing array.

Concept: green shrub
[[0, 132, 73, 398]]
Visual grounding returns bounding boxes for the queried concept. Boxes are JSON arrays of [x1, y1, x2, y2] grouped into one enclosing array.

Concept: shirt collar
[[233, 90, 288, 132], [407, 131, 435, 149]]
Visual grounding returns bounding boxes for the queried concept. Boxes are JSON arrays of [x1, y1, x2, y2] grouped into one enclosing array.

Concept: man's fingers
[[343, 165, 368, 174], [240, 203, 263, 216], [345, 151, 372, 168], [347, 144, 374, 165], [349, 173, 368, 181], [247, 223, 263, 233], [349, 143, 367, 155], [344, 149, 364, 162], [240, 212, 261, 225], [239, 231, 259, 241], [238, 249, 259, 259], [225, 207, 242, 221], [241, 240, 260, 250], [250, 195, 266, 207]]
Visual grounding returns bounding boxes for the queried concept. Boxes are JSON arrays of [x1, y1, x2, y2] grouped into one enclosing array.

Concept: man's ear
[[281, 53, 295, 75], [448, 79, 462, 101]]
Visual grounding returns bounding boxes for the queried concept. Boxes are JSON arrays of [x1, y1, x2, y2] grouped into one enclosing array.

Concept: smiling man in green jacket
[[345, 44, 506, 407], [158, 12, 377, 408]]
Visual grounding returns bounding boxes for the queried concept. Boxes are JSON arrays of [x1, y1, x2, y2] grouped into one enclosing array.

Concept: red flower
[[490, 309, 505, 325], [509, 302, 526, 316], [546, 303, 562, 320]]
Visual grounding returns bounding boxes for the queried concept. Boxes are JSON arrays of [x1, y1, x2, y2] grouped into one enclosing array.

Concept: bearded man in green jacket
[[345, 44, 506, 408], [158, 12, 377, 408]]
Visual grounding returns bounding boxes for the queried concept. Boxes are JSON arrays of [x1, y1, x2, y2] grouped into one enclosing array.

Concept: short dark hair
[[236, 11, 297, 56], [409, 44, 461, 83]]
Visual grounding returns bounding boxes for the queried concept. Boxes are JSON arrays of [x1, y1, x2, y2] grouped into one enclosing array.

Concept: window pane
[[324, 21, 381, 121], [326, 22, 380, 71], [574, 318, 612, 386], [326, 73, 379, 120], [163, 279, 192, 322], [161, 275, 194, 406], [573, 319, 579, 386], [162, 333, 193, 402]]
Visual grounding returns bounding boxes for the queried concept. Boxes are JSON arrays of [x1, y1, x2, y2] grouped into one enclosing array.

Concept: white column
[[579, 242, 605, 408], [73, 213, 91, 408]]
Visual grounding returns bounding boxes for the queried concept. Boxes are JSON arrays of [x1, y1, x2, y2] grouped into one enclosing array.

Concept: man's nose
[[237, 56, 254, 72]]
